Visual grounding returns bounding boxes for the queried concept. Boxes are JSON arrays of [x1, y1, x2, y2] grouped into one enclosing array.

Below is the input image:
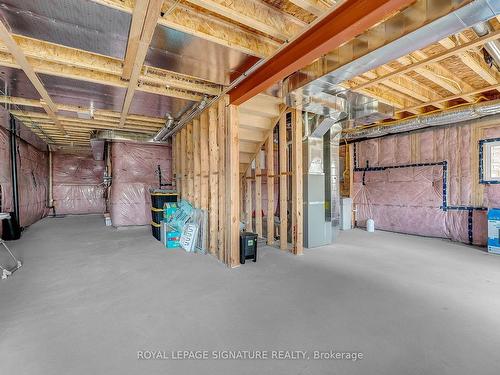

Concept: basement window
[[481, 139, 500, 184]]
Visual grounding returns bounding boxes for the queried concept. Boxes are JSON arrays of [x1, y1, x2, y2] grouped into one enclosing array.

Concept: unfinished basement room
[[1, 0, 500, 374]]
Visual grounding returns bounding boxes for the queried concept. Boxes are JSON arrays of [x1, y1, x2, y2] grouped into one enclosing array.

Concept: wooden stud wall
[[172, 97, 239, 267]]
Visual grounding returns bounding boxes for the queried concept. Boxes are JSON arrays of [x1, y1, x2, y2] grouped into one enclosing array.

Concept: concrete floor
[[1, 215, 500, 375]]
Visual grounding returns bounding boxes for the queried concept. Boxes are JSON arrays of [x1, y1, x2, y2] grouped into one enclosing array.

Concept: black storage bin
[[151, 222, 161, 241], [1, 213, 21, 241], [151, 208, 163, 224], [150, 190, 178, 209], [240, 232, 258, 264]]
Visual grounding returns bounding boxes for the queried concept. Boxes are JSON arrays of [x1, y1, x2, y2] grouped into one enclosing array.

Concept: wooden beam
[[229, 0, 415, 105], [185, 0, 305, 40], [291, 109, 303, 255], [266, 135, 275, 245], [226, 103, 240, 267], [255, 148, 262, 238], [0, 20, 66, 135], [119, 0, 164, 127], [208, 106, 219, 256], [122, 0, 150, 80], [90, 0, 279, 58], [279, 109, 287, 251]]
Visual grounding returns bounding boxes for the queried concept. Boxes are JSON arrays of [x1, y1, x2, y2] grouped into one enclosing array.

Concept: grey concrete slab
[[1, 215, 499, 375]]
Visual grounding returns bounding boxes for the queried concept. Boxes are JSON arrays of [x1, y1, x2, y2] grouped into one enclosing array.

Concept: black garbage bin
[[240, 232, 258, 264]]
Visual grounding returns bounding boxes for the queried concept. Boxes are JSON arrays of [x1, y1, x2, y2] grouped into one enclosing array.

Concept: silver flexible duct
[[342, 99, 500, 140]]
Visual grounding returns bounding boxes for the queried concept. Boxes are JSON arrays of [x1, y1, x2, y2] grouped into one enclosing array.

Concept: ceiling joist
[[0, 20, 66, 136], [90, 0, 280, 58], [119, 0, 165, 127]]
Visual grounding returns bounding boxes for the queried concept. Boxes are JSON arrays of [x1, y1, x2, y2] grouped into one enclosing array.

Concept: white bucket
[[366, 219, 375, 233]]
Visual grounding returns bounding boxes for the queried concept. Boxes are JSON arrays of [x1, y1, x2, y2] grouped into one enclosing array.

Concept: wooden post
[[245, 168, 253, 232], [172, 135, 176, 191], [226, 103, 240, 267], [266, 135, 274, 245], [193, 118, 201, 207], [218, 100, 226, 262], [291, 109, 303, 255], [279, 110, 287, 250], [208, 106, 219, 256], [175, 133, 181, 194], [186, 122, 194, 202], [180, 127, 187, 199], [255, 149, 262, 237], [200, 112, 209, 210]]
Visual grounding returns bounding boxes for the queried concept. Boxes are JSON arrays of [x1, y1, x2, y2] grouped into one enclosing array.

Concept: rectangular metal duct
[[90, 138, 105, 161]]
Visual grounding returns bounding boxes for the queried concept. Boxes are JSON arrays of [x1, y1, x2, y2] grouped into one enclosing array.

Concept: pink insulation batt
[[0, 126, 48, 232], [353, 123, 500, 246], [52, 152, 106, 215], [110, 142, 171, 226]]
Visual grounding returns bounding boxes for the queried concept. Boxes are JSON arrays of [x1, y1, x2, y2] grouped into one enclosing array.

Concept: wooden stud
[[255, 148, 262, 237], [226, 103, 240, 267], [266, 135, 275, 245], [186, 122, 194, 202], [200, 112, 209, 210], [291, 109, 303, 255], [245, 168, 253, 232], [208, 106, 219, 256], [193, 118, 201, 207], [279, 109, 288, 251], [180, 127, 187, 199], [217, 100, 226, 262]]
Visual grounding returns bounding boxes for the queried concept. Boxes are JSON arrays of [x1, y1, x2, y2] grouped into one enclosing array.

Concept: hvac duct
[[342, 99, 500, 140], [152, 114, 174, 142], [90, 129, 170, 144], [284, 0, 500, 95], [472, 21, 500, 70]]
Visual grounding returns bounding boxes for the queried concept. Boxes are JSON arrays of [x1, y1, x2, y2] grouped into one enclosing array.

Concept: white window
[[484, 141, 500, 182]]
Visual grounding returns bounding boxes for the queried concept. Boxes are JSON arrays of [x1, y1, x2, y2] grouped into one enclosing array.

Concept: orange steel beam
[[229, 0, 415, 105]]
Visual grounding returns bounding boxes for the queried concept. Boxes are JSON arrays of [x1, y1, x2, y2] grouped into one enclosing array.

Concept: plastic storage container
[[488, 209, 500, 255], [240, 232, 258, 264], [151, 221, 161, 241]]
